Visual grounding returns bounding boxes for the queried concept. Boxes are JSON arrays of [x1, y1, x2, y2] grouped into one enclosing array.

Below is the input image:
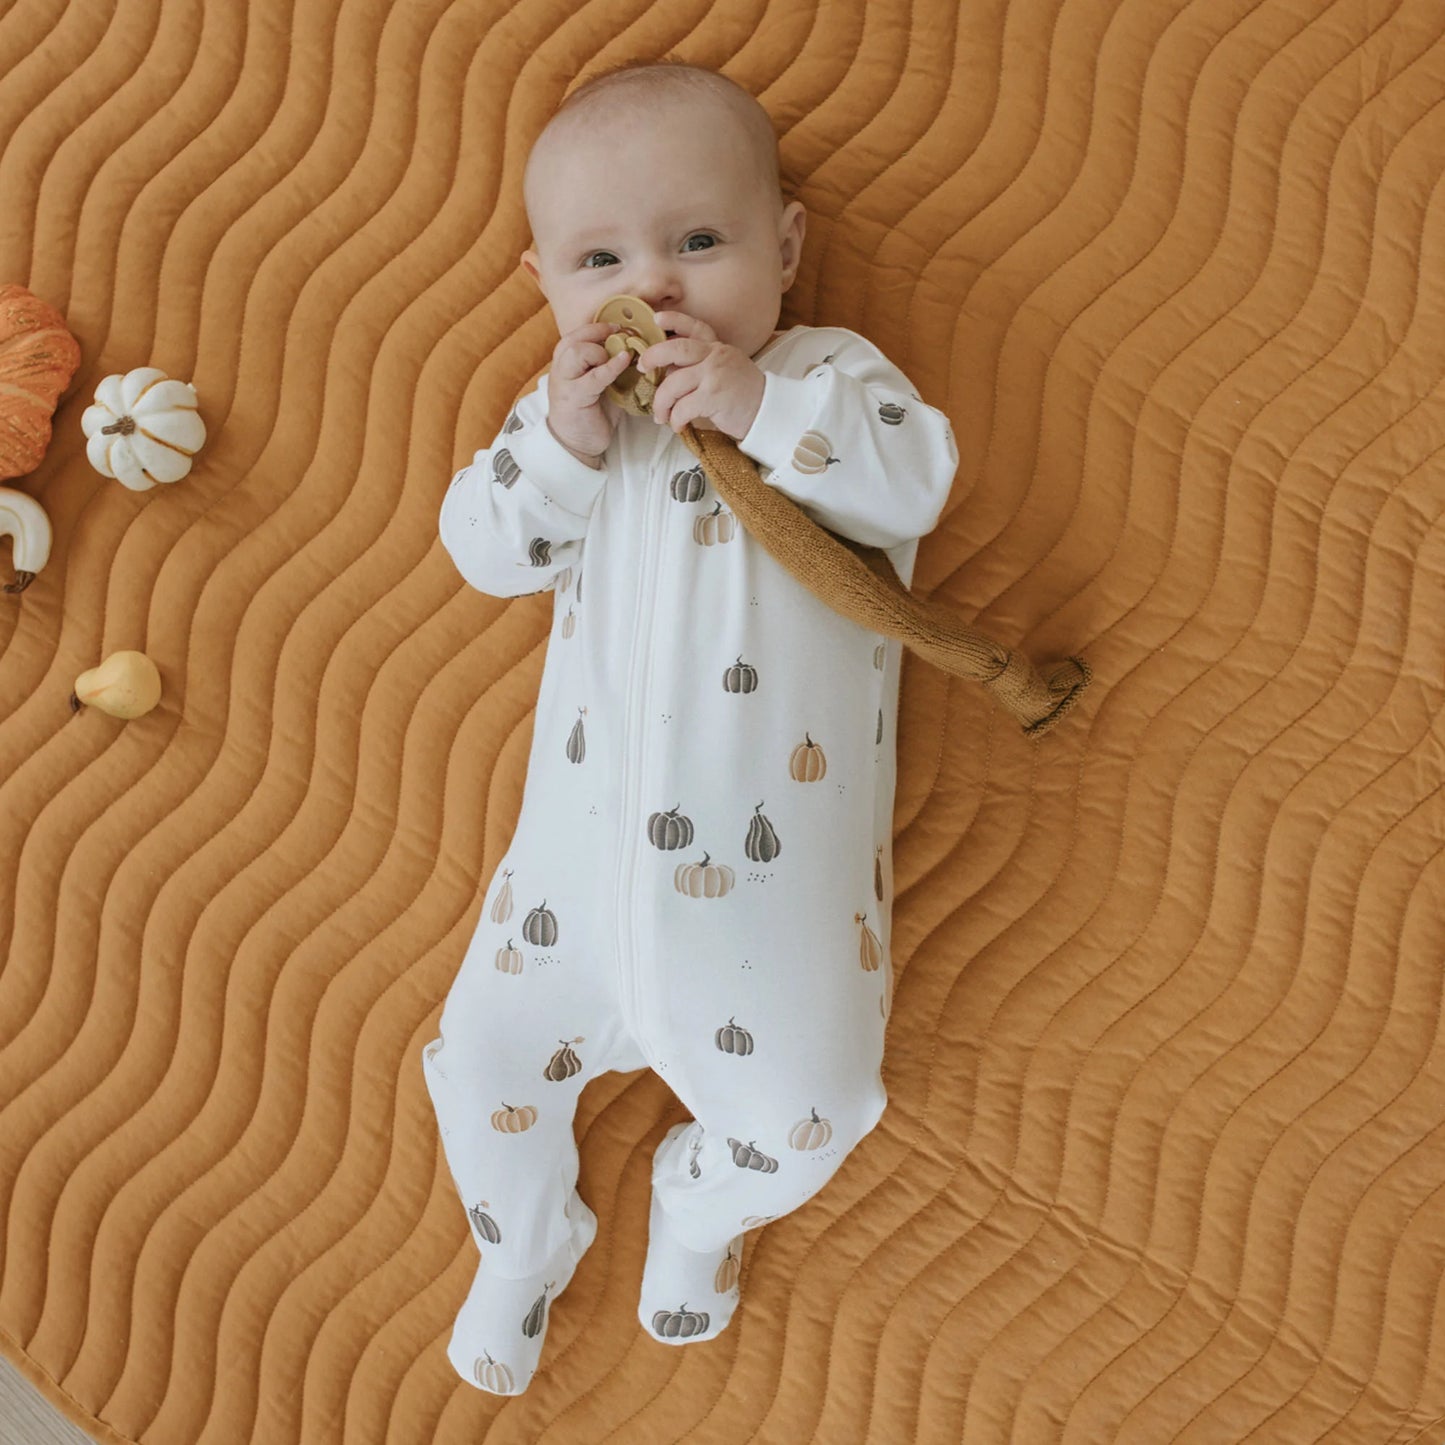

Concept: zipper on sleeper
[[612, 449, 666, 1062]]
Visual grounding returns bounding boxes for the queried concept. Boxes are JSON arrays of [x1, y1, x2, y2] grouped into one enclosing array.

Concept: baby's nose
[[635, 290, 677, 316]]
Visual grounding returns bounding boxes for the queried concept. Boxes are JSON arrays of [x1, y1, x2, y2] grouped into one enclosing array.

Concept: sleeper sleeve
[[439, 371, 608, 598], [736, 329, 959, 550]]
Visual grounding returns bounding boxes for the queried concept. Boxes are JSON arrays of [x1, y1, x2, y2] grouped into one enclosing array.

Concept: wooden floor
[[0, 1354, 98, 1445]]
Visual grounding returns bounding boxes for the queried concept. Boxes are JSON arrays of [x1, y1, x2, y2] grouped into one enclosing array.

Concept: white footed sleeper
[[421, 325, 958, 1393]]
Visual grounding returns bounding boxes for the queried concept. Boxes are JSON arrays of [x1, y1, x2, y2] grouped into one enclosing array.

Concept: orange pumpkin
[[491, 1101, 538, 1133], [790, 733, 827, 781], [473, 1352, 515, 1393], [714, 1242, 742, 1294], [789, 1107, 833, 1151], [856, 911, 882, 971], [693, 501, 736, 545], [0, 283, 82, 481], [790, 430, 839, 476], [674, 851, 735, 899], [488, 869, 513, 923]]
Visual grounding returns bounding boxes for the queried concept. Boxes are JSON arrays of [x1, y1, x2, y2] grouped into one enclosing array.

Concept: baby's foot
[[448, 1196, 598, 1394], [638, 1125, 745, 1346]]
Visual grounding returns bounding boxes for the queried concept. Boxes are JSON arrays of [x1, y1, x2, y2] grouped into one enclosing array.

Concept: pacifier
[[593, 294, 668, 413]]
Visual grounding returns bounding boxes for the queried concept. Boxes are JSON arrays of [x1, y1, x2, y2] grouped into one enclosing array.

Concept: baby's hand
[[636, 312, 767, 440], [545, 320, 633, 463]]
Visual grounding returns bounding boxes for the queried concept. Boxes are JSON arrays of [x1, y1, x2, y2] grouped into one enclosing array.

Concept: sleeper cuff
[[505, 414, 610, 521], [737, 371, 815, 477]]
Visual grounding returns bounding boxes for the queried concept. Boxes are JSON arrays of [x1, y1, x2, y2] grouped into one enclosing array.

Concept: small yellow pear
[[69, 650, 162, 719]]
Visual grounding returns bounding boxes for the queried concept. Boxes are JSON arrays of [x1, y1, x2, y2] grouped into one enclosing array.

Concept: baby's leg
[[421, 859, 643, 1394], [636, 928, 889, 1346]]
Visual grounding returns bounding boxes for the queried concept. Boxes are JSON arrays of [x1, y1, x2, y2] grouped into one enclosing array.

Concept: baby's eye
[[683, 233, 716, 252], [582, 252, 618, 269]]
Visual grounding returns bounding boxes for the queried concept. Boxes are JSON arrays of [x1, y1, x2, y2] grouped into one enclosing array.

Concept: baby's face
[[520, 100, 805, 361]]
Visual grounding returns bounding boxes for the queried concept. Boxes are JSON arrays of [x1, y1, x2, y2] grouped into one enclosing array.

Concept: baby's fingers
[[555, 322, 617, 366], [555, 340, 618, 384], [569, 321, 622, 343], [594, 348, 632, 382]]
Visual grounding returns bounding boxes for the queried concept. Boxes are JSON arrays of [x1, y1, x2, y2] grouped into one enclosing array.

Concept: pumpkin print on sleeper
[[477, 884, 568, 977], [470, 1352, 515, 1395], [426, 324, 954, 1385], [653, 1303, 711, 1339], [559, 559, 581, 637], [437, 1032, 589, 1242], [572, 440, 898, 1039], [426, 1019, 592, 1256], [467, 411, 559, 595], [457, 1266, 564, 1393], [671, 462, 706, 503]]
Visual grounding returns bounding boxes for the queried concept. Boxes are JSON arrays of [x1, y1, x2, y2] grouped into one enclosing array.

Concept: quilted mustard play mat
[[2, 1, 1443, 1441]]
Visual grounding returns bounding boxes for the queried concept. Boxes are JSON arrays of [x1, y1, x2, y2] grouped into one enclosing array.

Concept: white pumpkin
[[81, 367, 205, 490]]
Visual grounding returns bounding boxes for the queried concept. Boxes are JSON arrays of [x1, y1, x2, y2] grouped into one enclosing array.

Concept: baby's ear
[[518, 250, 543, 290]]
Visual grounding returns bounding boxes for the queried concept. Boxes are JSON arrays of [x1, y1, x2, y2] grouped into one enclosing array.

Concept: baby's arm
[[439, 372, 607, 598], [736, 330, 958, 550]]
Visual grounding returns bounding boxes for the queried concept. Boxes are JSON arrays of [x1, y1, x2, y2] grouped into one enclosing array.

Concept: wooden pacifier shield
[[593, 294, 667, 412]]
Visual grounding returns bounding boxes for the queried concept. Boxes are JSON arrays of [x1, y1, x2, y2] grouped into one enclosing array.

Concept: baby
[[421, 59, 958, 1395]]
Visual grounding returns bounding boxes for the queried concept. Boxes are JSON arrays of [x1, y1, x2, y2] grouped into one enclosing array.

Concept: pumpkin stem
[[100, 416, 136, 436]]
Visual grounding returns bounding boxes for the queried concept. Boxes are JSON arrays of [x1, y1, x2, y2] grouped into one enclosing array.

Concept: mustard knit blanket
[[598, 296, 1092, 741]]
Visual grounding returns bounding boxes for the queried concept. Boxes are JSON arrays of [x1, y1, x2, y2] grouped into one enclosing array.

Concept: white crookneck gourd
[[0, 485, 52, 593], [81, 367, 206, 490], [69, 650, 163, 719]]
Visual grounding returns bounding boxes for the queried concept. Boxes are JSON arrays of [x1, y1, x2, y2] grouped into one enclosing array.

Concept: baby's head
[[519, 61, 806, 361]]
